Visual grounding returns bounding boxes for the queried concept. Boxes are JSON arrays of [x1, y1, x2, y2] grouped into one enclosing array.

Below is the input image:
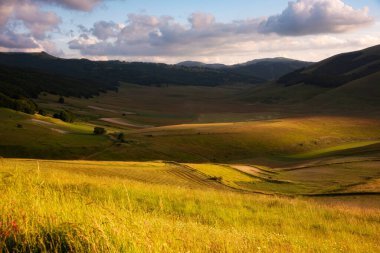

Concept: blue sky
[[1, 0, 380, 64], [50, 0, 380, 33]]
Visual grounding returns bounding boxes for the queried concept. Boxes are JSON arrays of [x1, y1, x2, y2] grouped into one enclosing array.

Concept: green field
[[1, 158, 379, 252]]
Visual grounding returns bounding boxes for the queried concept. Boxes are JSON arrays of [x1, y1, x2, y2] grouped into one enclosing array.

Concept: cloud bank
[[68, 0, 374, 59]]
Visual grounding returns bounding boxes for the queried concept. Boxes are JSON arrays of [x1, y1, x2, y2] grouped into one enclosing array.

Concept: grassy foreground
[[1, 159, 379, 252]]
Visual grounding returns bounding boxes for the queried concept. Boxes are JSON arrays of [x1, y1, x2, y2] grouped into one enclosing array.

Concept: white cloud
[[68, 0, 375, 61], [0, 0, 61, 49], [0, 0, 116, 52], [36, 0, 103, 11], [188, 13, 215, 29], [0, 0, 377, 63], [68, 13, 262, 57], [258, 0, 374, 35], [15, 2, 61, 39]]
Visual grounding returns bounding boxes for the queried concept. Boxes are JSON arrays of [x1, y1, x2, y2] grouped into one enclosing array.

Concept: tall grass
[[0, 159, 379, 252]]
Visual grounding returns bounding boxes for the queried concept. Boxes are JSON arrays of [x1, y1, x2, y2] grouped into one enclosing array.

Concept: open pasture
[[0, 158, 379, 252]]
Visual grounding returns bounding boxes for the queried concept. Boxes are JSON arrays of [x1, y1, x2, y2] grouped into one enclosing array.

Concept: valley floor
[[1, 83, 380, 252]]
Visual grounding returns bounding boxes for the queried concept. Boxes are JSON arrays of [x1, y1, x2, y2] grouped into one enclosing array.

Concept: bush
[[117, 132, 125, 142], [38, 109, 47, 116], [53, 110, 75, 123], [93, 127, 106, 135], [58, 96, 64, 104]]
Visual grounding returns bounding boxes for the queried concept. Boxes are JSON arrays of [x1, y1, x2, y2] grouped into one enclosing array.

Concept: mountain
[[0, 52, 264, 100], [176, 61, 227, 69], [230, 58, 312, 80], [177, 58, 312, 80], [278, 44, 380, 87]]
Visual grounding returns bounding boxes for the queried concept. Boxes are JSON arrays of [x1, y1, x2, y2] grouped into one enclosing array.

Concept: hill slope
[[278, 44, 380, 87], [242, 44, 380, 111]]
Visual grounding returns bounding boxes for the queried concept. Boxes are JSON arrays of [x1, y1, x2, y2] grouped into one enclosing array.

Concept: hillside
[[278, 44, 380, 87], [240, 45, 380, 111]]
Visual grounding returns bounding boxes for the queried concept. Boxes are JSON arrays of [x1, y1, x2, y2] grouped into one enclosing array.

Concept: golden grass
[[186, 163, 259, 189], [1, 158, 379, 252]]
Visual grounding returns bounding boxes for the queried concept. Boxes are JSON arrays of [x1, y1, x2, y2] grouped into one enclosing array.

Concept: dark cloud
[[92, 21, 121, 40], [0, 29, 39, 49], [258, 0, 374, 36]]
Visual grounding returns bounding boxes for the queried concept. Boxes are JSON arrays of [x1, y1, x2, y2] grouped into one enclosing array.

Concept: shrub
[[117, 132, 125, 142], [60, 111, 75, 123], [38, 109, 47, 116], [93, 127, 106, 135], [53, 110, 75, 123], [58, 96, 64, 104]]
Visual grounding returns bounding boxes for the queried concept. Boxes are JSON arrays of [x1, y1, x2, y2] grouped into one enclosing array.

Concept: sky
[[0, 0, 380, 64]]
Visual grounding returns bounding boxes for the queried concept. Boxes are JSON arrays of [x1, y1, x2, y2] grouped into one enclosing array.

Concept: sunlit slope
[[1, 108, 380, 163], [91, 116, 380, 163], [0, 108, 109, 159], [1, 158, 379, 252]]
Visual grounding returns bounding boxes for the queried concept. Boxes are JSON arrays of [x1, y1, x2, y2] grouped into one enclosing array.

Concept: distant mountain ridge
[[0, 52, 267, 100], [177, 58, 313, 80], [0, 52, 312, 101], [176, 61, 227, 69]]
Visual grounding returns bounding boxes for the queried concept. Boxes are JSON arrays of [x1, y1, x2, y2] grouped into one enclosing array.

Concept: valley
[[1, 44, 380, 252]]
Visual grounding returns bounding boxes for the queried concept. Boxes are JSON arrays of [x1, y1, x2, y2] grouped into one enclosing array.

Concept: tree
[[58, 96, 65, 104]]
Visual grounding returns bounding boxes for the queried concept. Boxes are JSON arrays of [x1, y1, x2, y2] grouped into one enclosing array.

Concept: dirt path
[[30, 119, 69, 134], [30, 119, 54, 126], [99, 118, 152, 128], [88, 105, 136, 115], [279, 158, 380, 172], [230, 165, 264, 176], [50, 128, 68, 134]]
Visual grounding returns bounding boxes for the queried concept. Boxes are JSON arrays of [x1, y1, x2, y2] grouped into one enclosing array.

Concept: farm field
[[1, 158, 379, 252]]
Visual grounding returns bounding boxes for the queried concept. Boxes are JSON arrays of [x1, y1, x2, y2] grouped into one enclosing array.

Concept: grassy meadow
[[1, 158, 379, 252], [1, 83, 380, 252]]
